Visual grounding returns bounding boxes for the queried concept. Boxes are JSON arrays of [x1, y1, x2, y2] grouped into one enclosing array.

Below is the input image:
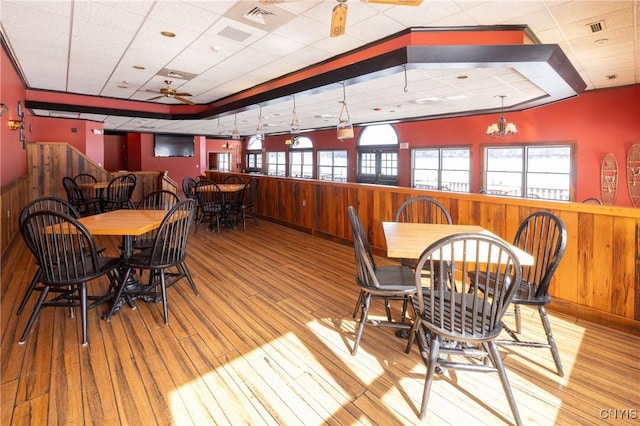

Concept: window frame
[[411, 146, 471, 192], [482, 142, 576, 200], [317, 149, 348, 182], [357, 124, 399, 185], [266, 151, 287, 177], [288, 136, 314, 179], [246, 136, 263, 173]]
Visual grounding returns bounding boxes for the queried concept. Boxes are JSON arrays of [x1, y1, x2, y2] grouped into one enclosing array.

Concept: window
[[412, 148, 470, 192], [289, 136, 313, 178], [357, 124, 399, 185], [217, 152, 231, 172], [246, 136, 262, 173], [318, 150, 348, 182], [484, 144, 572, 200], [266, 151, 286, 176]]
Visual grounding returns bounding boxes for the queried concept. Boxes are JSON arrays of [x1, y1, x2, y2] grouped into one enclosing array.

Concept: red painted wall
[[259, 85, 640, 205], [138, 133, 203, 188], [1, 46, 27, 186], [29, 116, 105, 166]]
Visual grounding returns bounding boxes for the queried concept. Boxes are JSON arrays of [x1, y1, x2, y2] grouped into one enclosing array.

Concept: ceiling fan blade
[[174, 96, 195, 105], [173, 92, 192, 97], [147, 95, 163, 101]]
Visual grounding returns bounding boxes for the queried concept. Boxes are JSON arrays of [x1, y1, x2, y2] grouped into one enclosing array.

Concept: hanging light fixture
[[486, 95, 517, 138], [337, 81, 354, 140], [231, 114, 240, 140], [330, 0, 348, 37], [290, 95, 300, 134], [256, 104, 265, 140]]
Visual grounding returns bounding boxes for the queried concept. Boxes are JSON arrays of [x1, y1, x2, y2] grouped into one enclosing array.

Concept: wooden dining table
[[382, 222, 534, 266], [79, 209, 169, 318]]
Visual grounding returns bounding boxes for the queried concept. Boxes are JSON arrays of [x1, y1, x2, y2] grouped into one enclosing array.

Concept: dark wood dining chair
[[133, 190, 180, 251], [102, 174, 136, 211], [407, 232, 523, 425], [73, 173, 101, 204], [468, 211, 567, 376], [222, 175, 245, 184], [19, 210, 121, 345], [347, 206, 415, 355], [62, 176, 101, 216], [108, 199, 198, 324], [194, 179, 227, 234], [236, 177, 259, 231]]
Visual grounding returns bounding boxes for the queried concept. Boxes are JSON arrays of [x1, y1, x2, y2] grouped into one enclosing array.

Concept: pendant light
[[290, 95, 300, 134], [231, 114, 240, 140], [330, 0, 348, 37], [256, 104, 265, 140], [337, 81, 354, 140], [486, 95, 517, 138]]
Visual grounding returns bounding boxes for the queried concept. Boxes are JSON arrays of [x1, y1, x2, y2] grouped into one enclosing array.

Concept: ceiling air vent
[[606, 74, 618, 80], [244, 7, 274, 25], [589, 21, 605, 33]]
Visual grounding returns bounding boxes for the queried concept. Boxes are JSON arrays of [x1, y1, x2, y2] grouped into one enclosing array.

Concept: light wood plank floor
[[2, 219, 639, 425]]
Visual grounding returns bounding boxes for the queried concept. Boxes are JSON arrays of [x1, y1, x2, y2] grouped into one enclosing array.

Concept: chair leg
[[485, 341, 523, 426], [19, 286, 50, 344], [16, 268, 42, 315], [352, 290, 364, 319], [179, 262, 199, 296], [352, 293, 370, 355], [514, 304, 522, 333], [160, 270, 169, 325], [419, 333, 441, 419], [80, 283, 88, 346], [539, 306, 564, 377]]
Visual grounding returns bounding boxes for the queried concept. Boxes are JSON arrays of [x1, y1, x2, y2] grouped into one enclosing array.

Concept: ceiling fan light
[[330, 1, 348, 37]]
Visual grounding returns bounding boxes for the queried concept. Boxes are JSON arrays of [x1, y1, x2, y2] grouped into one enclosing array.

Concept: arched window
[[289, 136, 313, 178], [357, 124, 399, 185], [246, 135, 263, 173]]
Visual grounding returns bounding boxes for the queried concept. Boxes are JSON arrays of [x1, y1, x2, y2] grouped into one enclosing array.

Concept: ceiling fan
[[259, 0, 423, 37], [146, 80, 195, 105]]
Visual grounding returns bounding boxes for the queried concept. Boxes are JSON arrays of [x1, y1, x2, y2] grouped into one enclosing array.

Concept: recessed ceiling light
[[606, 74, 618, 80], [414, 97, 440, 104], [133, 65, 145, 70], [161, 31, 176, 38], [445, 94, 467, 101], [456, 75, 468, 79], [315, 114, 334, 119], [117, 85, 128, 89], [595, 38, 608, 46], [211, 46, 221, 52]]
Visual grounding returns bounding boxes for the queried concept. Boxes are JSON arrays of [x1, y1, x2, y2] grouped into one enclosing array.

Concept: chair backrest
[[242, 177, 259, 208], [194, 179, 225, 208], [20, 196, 80, 226], [145, 198, 196, 267], [106, 174, 136, 204], [348, 206, 382, 289], [137, 190, 180, 210], [414, 233, 522, 341], [73, 173, 97, 185], [20, 210, 103, 285], [394, 196, 452, 224], [223, 175, 245, 184], [182, 177, 197, 198], [62, 176, 88, 207], [582, 197, 603, 205], [513, 211, 567, 300]]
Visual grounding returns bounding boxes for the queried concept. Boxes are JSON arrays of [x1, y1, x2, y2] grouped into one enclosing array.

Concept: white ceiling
[[1, 0, 638, 137]]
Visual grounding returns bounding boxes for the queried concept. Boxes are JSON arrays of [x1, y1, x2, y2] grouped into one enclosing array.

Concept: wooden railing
[[0, 143, 178, 257], [208, 171, 640, 335]]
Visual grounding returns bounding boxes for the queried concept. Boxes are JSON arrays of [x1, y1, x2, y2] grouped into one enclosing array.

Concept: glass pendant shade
[[337, 82, 354, 140]]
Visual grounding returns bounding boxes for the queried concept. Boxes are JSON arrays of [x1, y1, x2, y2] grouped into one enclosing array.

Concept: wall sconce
[[0, 103, 8, 117], [222, 142, 233, 150], [8, 119, 23, 130]]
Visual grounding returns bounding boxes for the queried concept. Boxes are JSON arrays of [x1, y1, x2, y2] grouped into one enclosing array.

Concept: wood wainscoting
[[208, 172, 640, 335]]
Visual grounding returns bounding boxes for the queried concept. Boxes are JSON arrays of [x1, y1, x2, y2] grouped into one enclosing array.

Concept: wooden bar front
[[208, 171, 640, 335]]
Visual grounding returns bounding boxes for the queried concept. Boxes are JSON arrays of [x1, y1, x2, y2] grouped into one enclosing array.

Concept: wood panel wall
[[0, 143, 177, 257], [209, 171, 640, 335]]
